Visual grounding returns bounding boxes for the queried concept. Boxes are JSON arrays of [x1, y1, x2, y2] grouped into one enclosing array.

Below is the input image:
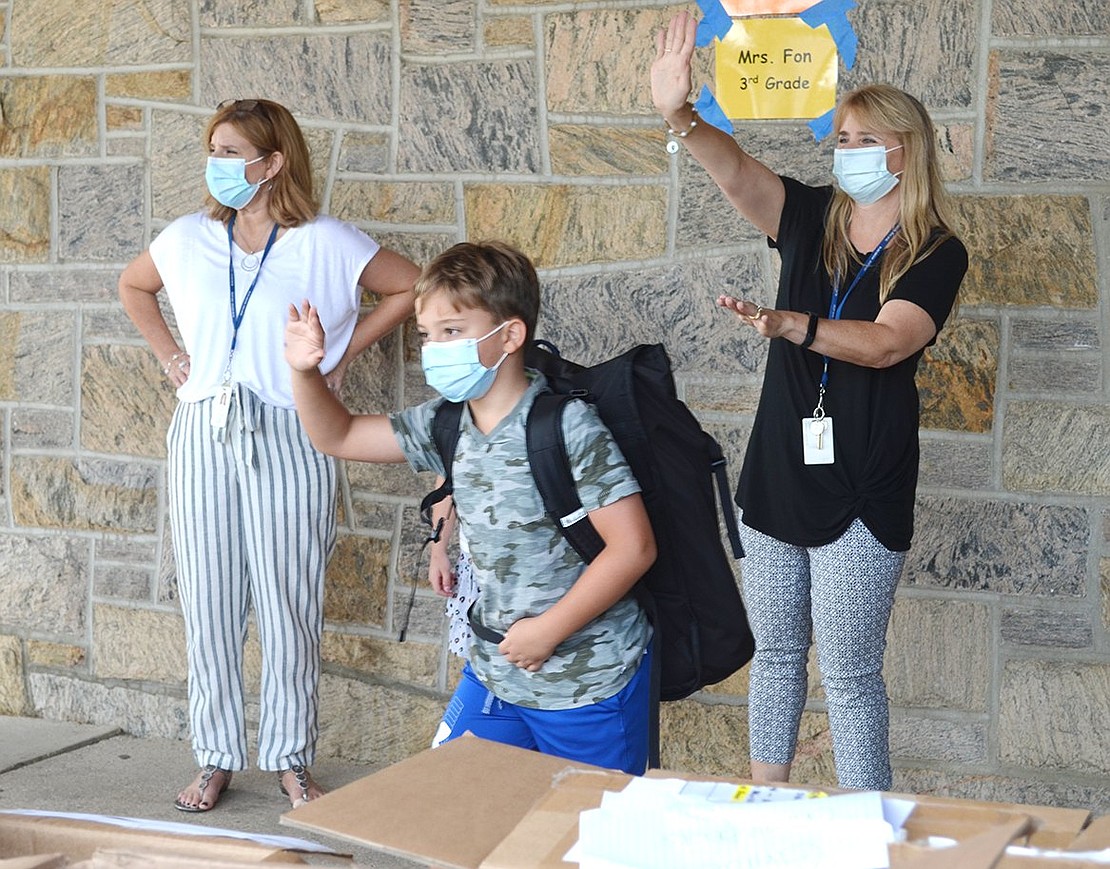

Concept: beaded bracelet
[[162, 351, 187, 376], [667, 106, 699, 138]]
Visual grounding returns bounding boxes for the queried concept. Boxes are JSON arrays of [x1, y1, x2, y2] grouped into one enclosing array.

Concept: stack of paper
[[566, 778, 916, 869]]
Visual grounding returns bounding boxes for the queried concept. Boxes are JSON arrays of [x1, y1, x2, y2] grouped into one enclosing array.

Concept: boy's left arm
[[498, 493, 656, 672]]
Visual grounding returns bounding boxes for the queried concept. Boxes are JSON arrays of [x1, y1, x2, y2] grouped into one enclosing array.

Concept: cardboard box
[[281, 734, 1108, 869], [0, 813, 305, 865]]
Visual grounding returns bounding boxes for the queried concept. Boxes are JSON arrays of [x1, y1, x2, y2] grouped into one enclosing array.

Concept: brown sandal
[[174, 764, 232, 812], [278, 764, 324, 808]]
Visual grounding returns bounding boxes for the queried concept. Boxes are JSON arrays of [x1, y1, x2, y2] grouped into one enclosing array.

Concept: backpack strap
[[708, 439, 745, 559], [419, 400, 464, 539], [525, 392, 606, 564]]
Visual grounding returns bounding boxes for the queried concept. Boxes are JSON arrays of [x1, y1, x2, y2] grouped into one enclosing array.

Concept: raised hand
[[285, 300, 327, 372], [650, 11, 698, 117]]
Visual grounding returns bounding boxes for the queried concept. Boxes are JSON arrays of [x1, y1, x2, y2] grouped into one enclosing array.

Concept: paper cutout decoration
[[715, 17, 838, 121]]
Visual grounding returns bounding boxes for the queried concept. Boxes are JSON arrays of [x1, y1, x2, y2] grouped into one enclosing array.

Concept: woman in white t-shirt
[[119, 99, 418, 813]]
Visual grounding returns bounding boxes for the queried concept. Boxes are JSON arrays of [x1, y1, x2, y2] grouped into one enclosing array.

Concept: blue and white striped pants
[[739, 518, 905, 790], [167, 385, 336, 772]]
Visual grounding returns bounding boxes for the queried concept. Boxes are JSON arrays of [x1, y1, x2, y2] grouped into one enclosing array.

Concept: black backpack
[[421, 342, 755, 763]]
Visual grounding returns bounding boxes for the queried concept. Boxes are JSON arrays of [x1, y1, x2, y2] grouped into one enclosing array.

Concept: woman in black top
[[651, 11, 967, 790]]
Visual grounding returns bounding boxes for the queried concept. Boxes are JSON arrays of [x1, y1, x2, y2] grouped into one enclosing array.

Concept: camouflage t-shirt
[[390, 374, 650, 709]]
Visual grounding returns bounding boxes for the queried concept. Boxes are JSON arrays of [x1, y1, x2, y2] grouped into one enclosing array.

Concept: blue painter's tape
[[695, 0, 733, 46], [800, 0, 858, 70], [807, 108, 834, 141], [694, 85, 735, 135]]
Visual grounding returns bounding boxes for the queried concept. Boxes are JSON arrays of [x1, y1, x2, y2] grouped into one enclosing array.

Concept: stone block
[[993, 1, 1110, 37], [93, 605, 186, 683], [150, 110, 215, 223], [29, 672, 190, 740], [464, 183, 666, 269], [999, 660, 1110, 776], [11, 409, 75, 451], [918, 436, 992, 489], [1003, 401, 1110, 495], [907, 495, 1087, 596], [1011, 318, 1100, 352], [330, 181, 455, 226], [366, 232, 456, 272], [0, 636, 31, 716], [0, 535, 88, 635], [325, 535, 391, 627], [400, 0, 474, 53], [918, 317, 998, 434], [316, 673, 445, 764], [105, 70, 191, 100], [346, 497, 397, 534], [484, 15, 533, 48], [200, 32, 391, 124], [10, 456, 160, 534], [323, 631, 439, 688], [9, 268, 119, 304], [96, 536, 158, 563], [1008, 354, 1101, 394], [0, 168, 50, 263], [1000, 608, 1092, 649], [539, 254, 765, 374], [106, 106, 144, 131], [889, 713, 988, 764], [94, 565, 153, 602], [0, 310, 74, 405], [336, 132, 390, 174], [27, 641, 86, 669], [681, 377, 764, 416], [885, 597, 990, 712], [986, 51, 1110, 182], [894, 768, 1110, 816], [81, 345, 176, 459], [0, 76, 98, 158], [936, 123, 974, 183], [549, 126, 668, 177], [58, 165, 145, 262], [399, 60, 541, 173], [199, 0, 303, 26], [315, 0, 390, 24], [953, 196, 1097, 308], [9, 0, 190, 66], [545, 8, 672, 115]]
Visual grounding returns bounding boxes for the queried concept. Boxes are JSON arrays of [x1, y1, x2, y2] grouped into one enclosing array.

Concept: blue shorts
[[432, 647, 651, 775]]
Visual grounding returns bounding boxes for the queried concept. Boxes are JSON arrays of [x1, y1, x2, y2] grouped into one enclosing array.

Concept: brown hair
[[823, 84, 958, 304], [415, 241, 540, 342], [203, 99, 318, 227]]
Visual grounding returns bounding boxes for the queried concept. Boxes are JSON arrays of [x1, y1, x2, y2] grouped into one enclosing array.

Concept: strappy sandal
[[278, 764, 324, 808], [174, 764, 232, 812]]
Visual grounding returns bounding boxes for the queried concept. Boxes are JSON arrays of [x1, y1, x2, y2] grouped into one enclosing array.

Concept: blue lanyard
[[816, 224, 899, 399], [224, 216, 279, 381]]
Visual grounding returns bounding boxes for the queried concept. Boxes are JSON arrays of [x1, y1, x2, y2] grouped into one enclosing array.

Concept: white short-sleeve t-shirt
[[149, 212, 379, 408]]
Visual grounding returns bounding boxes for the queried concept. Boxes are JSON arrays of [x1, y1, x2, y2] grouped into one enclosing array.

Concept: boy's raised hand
[[286, 300, 327, 371]]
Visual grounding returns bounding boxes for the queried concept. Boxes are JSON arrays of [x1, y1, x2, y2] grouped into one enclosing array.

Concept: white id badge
[[802, 416, 834, 464], [211, 385, 233, 430]]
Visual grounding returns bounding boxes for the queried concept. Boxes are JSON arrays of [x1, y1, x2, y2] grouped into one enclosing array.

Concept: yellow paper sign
[[716, 17, 838, 120]]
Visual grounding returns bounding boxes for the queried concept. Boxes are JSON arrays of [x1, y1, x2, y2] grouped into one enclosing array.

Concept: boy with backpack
[[285, 240, 657, 774]]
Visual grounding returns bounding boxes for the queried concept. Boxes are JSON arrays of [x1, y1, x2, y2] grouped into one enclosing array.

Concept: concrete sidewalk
[[0, 716, 423, 867]]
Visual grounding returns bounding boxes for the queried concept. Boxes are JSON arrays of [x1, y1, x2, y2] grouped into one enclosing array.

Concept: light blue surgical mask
[[206, 154, 268, 210], [833, 144, 903, 205], [421, 322, 509, 403]]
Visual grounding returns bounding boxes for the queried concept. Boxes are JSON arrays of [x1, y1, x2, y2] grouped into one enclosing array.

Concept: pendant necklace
[[236, 222, 273, 272]]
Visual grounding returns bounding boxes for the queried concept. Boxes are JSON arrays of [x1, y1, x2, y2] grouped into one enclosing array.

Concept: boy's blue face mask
[[421, 321, 509, 403], [206, 154, 267, 210]]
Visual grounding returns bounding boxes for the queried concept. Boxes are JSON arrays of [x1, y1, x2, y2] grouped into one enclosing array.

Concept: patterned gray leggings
[[739, 518, 906, 790]]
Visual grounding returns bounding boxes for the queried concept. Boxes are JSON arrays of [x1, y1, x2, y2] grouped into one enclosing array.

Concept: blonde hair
[[415, 241, 540, 342], [203, 99, 318, 227], [823, 85, 957, 304]]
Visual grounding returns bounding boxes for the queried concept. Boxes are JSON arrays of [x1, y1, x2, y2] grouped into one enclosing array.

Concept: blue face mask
[[833, 144, 903, 205], [206, 155, 267, 210], [421, 322, 509, 403]]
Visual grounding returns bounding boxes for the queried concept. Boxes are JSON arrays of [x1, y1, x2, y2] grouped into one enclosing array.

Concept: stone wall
[[1, 0, 1108, 811]]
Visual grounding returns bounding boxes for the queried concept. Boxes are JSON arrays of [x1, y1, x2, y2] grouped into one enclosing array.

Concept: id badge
[[802, 416, 834, 465], [211, 384, 233, 430]]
